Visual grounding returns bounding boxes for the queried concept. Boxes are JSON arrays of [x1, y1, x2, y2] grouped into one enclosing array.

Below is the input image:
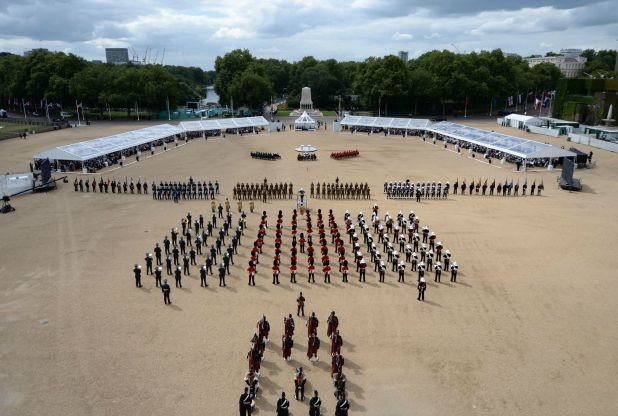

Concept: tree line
[[0, 49, 214, 117], [215, 48, 574, 116]]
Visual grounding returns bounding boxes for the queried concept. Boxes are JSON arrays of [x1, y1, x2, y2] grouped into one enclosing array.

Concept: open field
[[0, 119, 617, 416], [0, 120, 55, 140]]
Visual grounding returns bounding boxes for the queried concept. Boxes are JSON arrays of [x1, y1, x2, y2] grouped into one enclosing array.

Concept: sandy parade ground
[[1, 117, 617, 416]]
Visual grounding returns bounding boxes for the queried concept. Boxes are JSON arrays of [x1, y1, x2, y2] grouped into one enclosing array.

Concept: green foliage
[[0, 50, 206, 114]]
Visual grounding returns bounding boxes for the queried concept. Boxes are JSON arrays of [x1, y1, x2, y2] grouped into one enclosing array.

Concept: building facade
[[398, 51, 408, 63], [525, 49, 586, 78], [105, 48, 129, 64]]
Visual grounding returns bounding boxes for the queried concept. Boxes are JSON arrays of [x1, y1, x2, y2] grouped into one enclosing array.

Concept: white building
[[525, 49, 586, 78], [105, 48, 129, 64]]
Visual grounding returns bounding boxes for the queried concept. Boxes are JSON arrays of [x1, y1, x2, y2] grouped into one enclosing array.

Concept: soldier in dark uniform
[[450, 262, 458, 282], [162, 279, 171, 304], [183, 255, 190, 275], [172, 246, 180, 266], [297, 292, 305, 317], [164, 236, 171, 255], [154, 266, 162, 287], [165, 256, 172, 275], [309, 391, 321, 416], [417, 277, 426, 301], [276, 392, 290, 416], [174, 266, 182, 287], [200, 265, 208, 287], [239, 387, 252, 416], [133, 264, 142, 287], [335, 394, 350, 416], [145, 253, 153, 275], [190, 247, 197, 265], [218, 262, 227, 286], [154, 243, 162, 265], [206, 256, 213, 275]]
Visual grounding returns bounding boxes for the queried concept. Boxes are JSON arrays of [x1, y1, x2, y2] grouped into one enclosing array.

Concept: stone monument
[[291, 86, 323, 116]]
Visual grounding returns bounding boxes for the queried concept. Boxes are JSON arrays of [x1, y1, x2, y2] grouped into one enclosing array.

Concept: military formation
[[132, 209, 247, 304], [384, 180, 449, 199], [152, 178, 220, 200], [251, 151, 281, 160], [452, 178, 545, 196], [241, 309, 350, 416], [73, 176, 149, 194], [309, 180, 370, 200], [233, 179, 294, 202]]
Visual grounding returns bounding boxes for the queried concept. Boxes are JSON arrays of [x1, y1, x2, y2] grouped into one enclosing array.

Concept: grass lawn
[[276, 110, 338, 117], [0, 121, 51, 140]]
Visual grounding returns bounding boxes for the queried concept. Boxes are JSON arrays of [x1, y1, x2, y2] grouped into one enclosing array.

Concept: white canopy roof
[[295, 144, 317, 152], [294, 111, 316, 125], [340, 115, 430, 129], [179, 116, 268, 132], [427, 121, 576, 159], [33, 124, 182, 162], [504, 114, 543, 125]]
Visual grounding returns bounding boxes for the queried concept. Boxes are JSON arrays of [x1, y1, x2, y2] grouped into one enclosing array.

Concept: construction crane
[[451, 43, 461, 54], [160, 48, 165, 66]]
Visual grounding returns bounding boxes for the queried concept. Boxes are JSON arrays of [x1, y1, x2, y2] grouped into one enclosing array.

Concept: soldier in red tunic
[[307, 312, 319, 336], [307, 333, 320, 361], [282, 334, 293, 360], [330, 330, 343, 356]]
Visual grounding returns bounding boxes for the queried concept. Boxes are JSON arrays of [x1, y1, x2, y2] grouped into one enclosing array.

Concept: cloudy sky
[[0, 0, 616, 68]]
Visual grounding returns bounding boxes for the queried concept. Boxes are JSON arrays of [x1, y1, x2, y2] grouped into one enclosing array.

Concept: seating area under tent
[[179, 116, 269, 137], [294, 111, 317, 131], [33, 124, 184, 173], [340, 116, 431, 135], [426, 121, 576, 168]]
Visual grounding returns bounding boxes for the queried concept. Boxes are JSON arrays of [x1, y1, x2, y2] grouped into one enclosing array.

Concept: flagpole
[[22, 99, 28, 121], [136, 102, 140, 121], [45, 98, 50, 122], [76, 100, 81, 126], [166, 97, 171, 121]]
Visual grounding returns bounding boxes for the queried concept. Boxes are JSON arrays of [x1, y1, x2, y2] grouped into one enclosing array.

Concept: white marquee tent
[[427, 121, 576, 159], [179, 116, 269, 133], [294, 111, 316, 131], [503, 114, 543, 129], [33, 124, 183, 162], [340, 115, 431, 130]]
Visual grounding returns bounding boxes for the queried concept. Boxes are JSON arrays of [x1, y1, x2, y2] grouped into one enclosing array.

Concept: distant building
[[105, 48, 129, 64], [525, 49, 586, 78], [23, 48, 48, 57], [398, 51, 408, 63], [91, 60, 103, 64]]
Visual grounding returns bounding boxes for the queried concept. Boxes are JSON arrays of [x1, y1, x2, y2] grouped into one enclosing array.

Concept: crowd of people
[[310, 180, 370, 200], [330, 150, 359, 159], [233, 180, 294, 202], [251, 151, 281, 160], [51, 136, 185, 173], [151, 178, 220, 200]]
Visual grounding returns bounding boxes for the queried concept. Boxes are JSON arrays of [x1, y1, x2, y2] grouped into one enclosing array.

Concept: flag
[[491, 179, 495, 187], [484, 179, 487, 186], [518, 94, 522, 104], [542, 96, 550, 108], [534, 99, 541, 110]]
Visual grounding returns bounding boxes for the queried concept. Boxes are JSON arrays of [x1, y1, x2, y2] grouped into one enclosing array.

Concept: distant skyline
[[1, 0, 617, 69]]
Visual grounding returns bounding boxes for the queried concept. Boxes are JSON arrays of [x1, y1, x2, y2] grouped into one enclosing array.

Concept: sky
[[0, 0, 616, 69]]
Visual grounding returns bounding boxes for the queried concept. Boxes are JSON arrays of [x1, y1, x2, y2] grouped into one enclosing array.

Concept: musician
[[257, 316, 270, 342], [331, 330, 343, 355], [418, 277, 426, 301], [331, 352, 345, 376], [244, 369, 260, 399], [307, 312, 319, 336], [276, 392, 290, 416], [309, 391, 322, 416], [297, 292, 305, 317], [434, 262, 442, 282], [333, 372, 347, 400], [307, 333, 320, 361], [294, 367, 307, 400], [133, 264, 142, 288], [334, 394, 350, 416], [450, 262, 458, 282], [327, 311, 339, 337], [239, 387, 252, 416], [282, 334, 293, 360]]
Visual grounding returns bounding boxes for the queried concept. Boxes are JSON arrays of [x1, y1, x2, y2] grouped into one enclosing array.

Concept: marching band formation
[[330, 150, 360, 159]]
